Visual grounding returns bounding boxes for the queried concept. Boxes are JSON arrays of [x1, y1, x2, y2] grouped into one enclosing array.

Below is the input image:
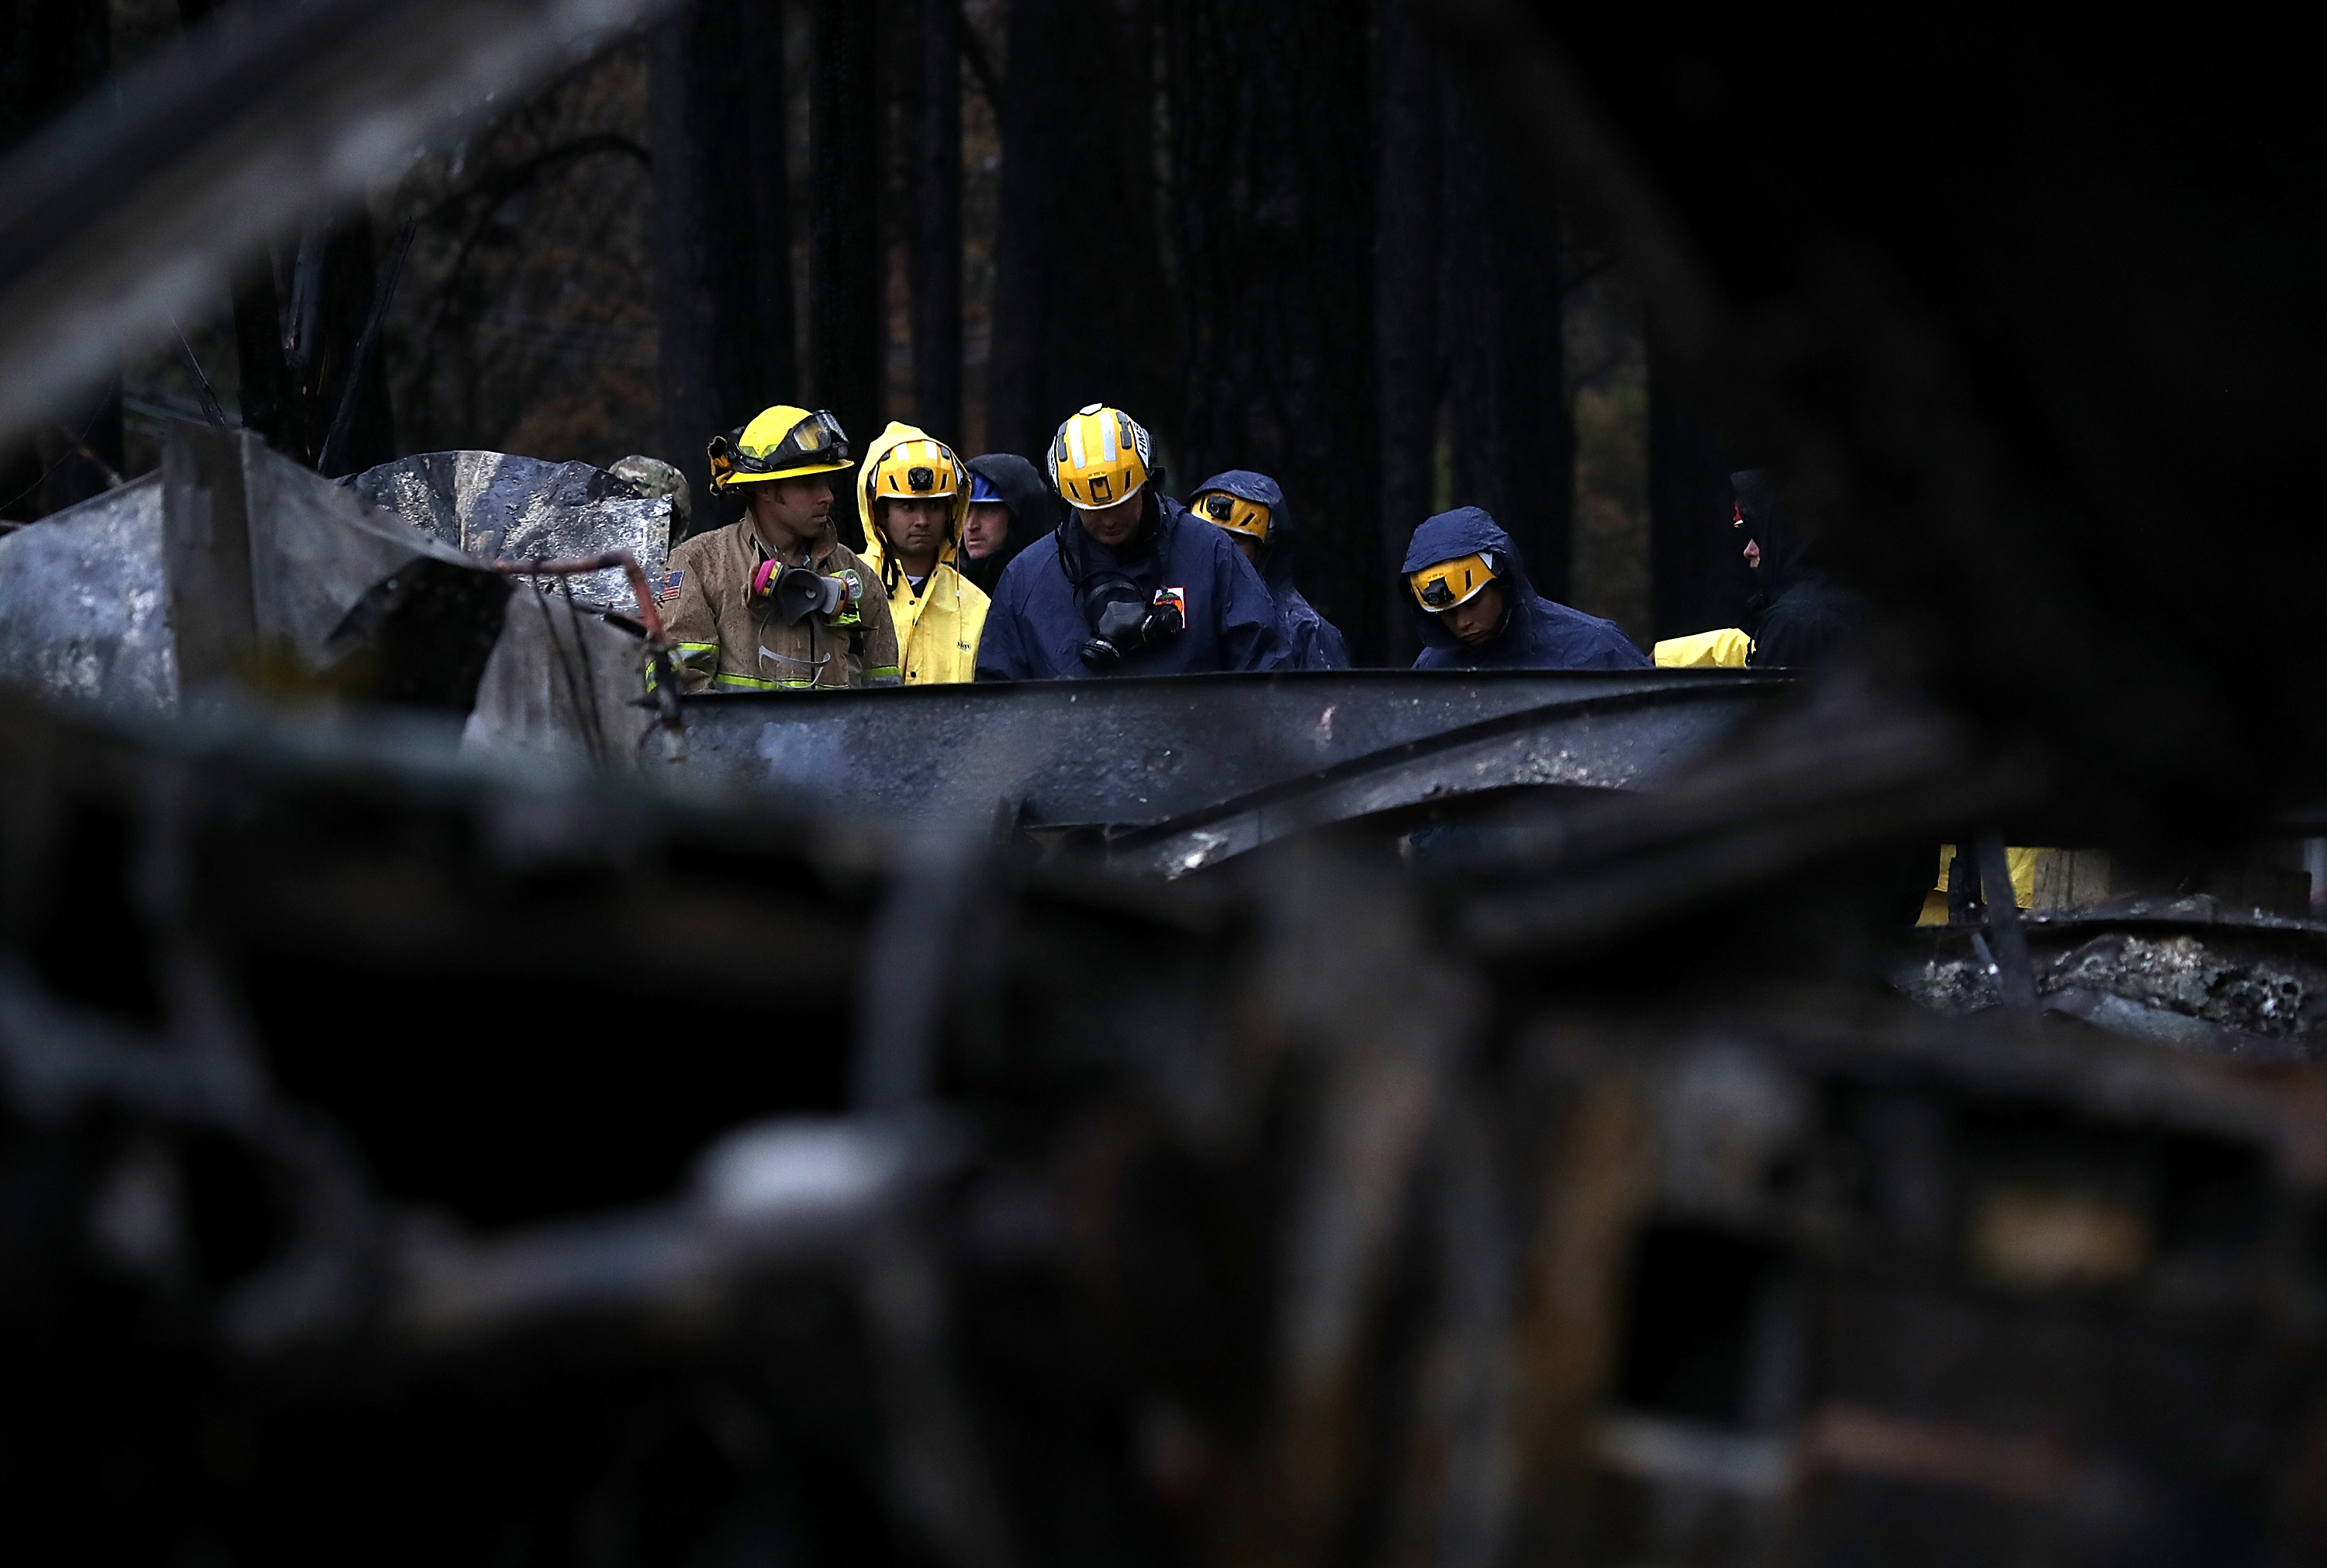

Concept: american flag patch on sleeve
[[658, 570, 683, 603]]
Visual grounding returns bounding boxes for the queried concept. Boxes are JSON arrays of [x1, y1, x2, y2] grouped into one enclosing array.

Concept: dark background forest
[[1, 0, 1752, 665]]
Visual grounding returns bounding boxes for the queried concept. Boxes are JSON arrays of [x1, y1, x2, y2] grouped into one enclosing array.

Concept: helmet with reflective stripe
[[1409, 551, 1501, 611], [1194, 489, 1271, 544], [1048, 403, 1152, 510], [866, 433, 963, 505], [707, 405, 855, 491]]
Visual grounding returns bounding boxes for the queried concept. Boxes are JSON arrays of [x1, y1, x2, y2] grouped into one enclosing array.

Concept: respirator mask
[[1077, 575, 1186, 668]]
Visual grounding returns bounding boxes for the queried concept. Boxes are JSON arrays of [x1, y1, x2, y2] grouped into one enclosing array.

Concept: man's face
[[749, 473, 833, 544], [1076, 491, 1144, 548], [881, 497, 951, 560], [1442, 581, 1507, 646], [1228, 533, 1259, 565], [963, 501, 1010, 560]]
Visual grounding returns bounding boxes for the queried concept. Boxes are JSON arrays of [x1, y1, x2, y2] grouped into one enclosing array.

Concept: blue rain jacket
[[1402, 506, 1649, 672], [975, 492, 1292, 680], [1190, 469, 1349, 671]]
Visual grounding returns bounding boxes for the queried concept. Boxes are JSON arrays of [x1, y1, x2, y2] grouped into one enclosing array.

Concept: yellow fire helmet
[[706, 405, 855, 491], [1194, 489, 1271, 544], [1409, 551, 1501, 611], [866, 432, 963, 507], [1049, 403, 1152, 509]]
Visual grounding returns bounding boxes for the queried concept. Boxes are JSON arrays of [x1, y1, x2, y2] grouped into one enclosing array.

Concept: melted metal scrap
[[1893, 896, 2327, 1060], [348, 451, 673, 614], [0, 475, 175, 716]]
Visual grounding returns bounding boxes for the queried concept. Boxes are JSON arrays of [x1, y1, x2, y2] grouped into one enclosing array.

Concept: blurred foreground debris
[[6, 679, 2327, 1566]]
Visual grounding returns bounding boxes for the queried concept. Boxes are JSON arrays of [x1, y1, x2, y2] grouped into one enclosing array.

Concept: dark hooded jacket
[[962, 452, 1056, 595], [1732, 469, 1865, 668], [1190, 469, 1349, 671], [975, 489, 1292, 681], [1402, 507, 1648, 672]]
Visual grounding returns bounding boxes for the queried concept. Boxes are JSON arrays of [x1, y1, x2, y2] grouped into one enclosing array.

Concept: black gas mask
[[1077, 574, 1185, 668]]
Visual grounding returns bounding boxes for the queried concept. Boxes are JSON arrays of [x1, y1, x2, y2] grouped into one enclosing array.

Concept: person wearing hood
[[976, 404, 1291, 681], [1732, 468, 1865, 668], [1188, 470, 1349, 670], [959, 451, 1055, 594], [1402, 506, 1648, 671], [856, 422, 988, 684], [659, 404, 900, 692]]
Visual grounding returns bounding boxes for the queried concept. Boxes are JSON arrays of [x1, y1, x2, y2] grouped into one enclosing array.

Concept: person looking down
[[1402, 506, 1648, 671], [1188, 469, 1349, 670], [856, 422, 988, 684], [974, 404, 1290, 681], [659, 405, 899, 692], [1733, 468, 1865, 668]]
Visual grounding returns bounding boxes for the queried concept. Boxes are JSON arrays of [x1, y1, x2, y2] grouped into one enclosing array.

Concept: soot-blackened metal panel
[[678, 668, 1792, 832]]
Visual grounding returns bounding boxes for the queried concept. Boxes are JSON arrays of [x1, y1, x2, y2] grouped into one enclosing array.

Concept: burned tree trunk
[[175, 0, 289, 455], [0, 0, 121, 520], [910, 0, 963, 443], [1374, 0, 1442, 665], [1443, 81, 1571, 604], [987, 0, 1169, 465], [283, 216, 398, 477], [808, 0, 881, 477], [1648, 343, 1750, 639], [651, 0, 794, 534], [1158, 0, 1379, 658], [984, 0, 1060, 464]]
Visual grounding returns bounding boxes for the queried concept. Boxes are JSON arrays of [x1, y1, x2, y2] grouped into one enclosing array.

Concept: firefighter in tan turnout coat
[[659, 405, 901, 693]]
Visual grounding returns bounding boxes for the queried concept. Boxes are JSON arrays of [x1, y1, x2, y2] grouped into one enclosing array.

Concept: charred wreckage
[[6, 3, 2327, 1567]]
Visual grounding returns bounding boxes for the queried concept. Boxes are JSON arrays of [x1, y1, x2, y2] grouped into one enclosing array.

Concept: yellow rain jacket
[[856, 421, 990, 685], [1653, 627, 1754, 667]]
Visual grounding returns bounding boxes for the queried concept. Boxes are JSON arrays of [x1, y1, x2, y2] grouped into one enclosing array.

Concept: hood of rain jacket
[[1401, 506, 1648, 672], [974, 492, 1291, 680], [962, 451, 1056, 591], [1731, 468, 1865, 668], [1191, 468, 1348, 671], [857, 421, 990, 683]]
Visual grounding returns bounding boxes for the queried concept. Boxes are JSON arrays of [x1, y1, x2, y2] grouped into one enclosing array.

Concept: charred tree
[[1648, 343, 1751, 639], [1442, 80, 1571, 604], [1373, 0, 1441, 665], [651, 0, 794, 534], [283, 216, 399, 477], [808, 0, 881, 482], [0, 0, 121, 520], [175, 0, 290, 454], [1159, 0, 1381, 659], [910, 0, 963, 442], [987, 0, 1170, 465]]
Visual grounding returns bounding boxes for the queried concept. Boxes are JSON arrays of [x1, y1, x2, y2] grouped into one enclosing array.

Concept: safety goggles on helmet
[[1409, 551, 1500, 611], [707, 408, 853, 490], [968, 471, 1004, 506], [1196, 490, 1271, 543]]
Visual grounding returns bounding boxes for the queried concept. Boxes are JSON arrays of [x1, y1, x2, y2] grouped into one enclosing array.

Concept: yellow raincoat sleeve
[[1653, 627, 1754, 668]]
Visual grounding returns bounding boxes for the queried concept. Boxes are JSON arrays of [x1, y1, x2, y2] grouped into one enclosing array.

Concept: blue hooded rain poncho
[[975, 488, 1291, 681], [1188, 469, 1348, 671], [1402, 506, 1649, 671]]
